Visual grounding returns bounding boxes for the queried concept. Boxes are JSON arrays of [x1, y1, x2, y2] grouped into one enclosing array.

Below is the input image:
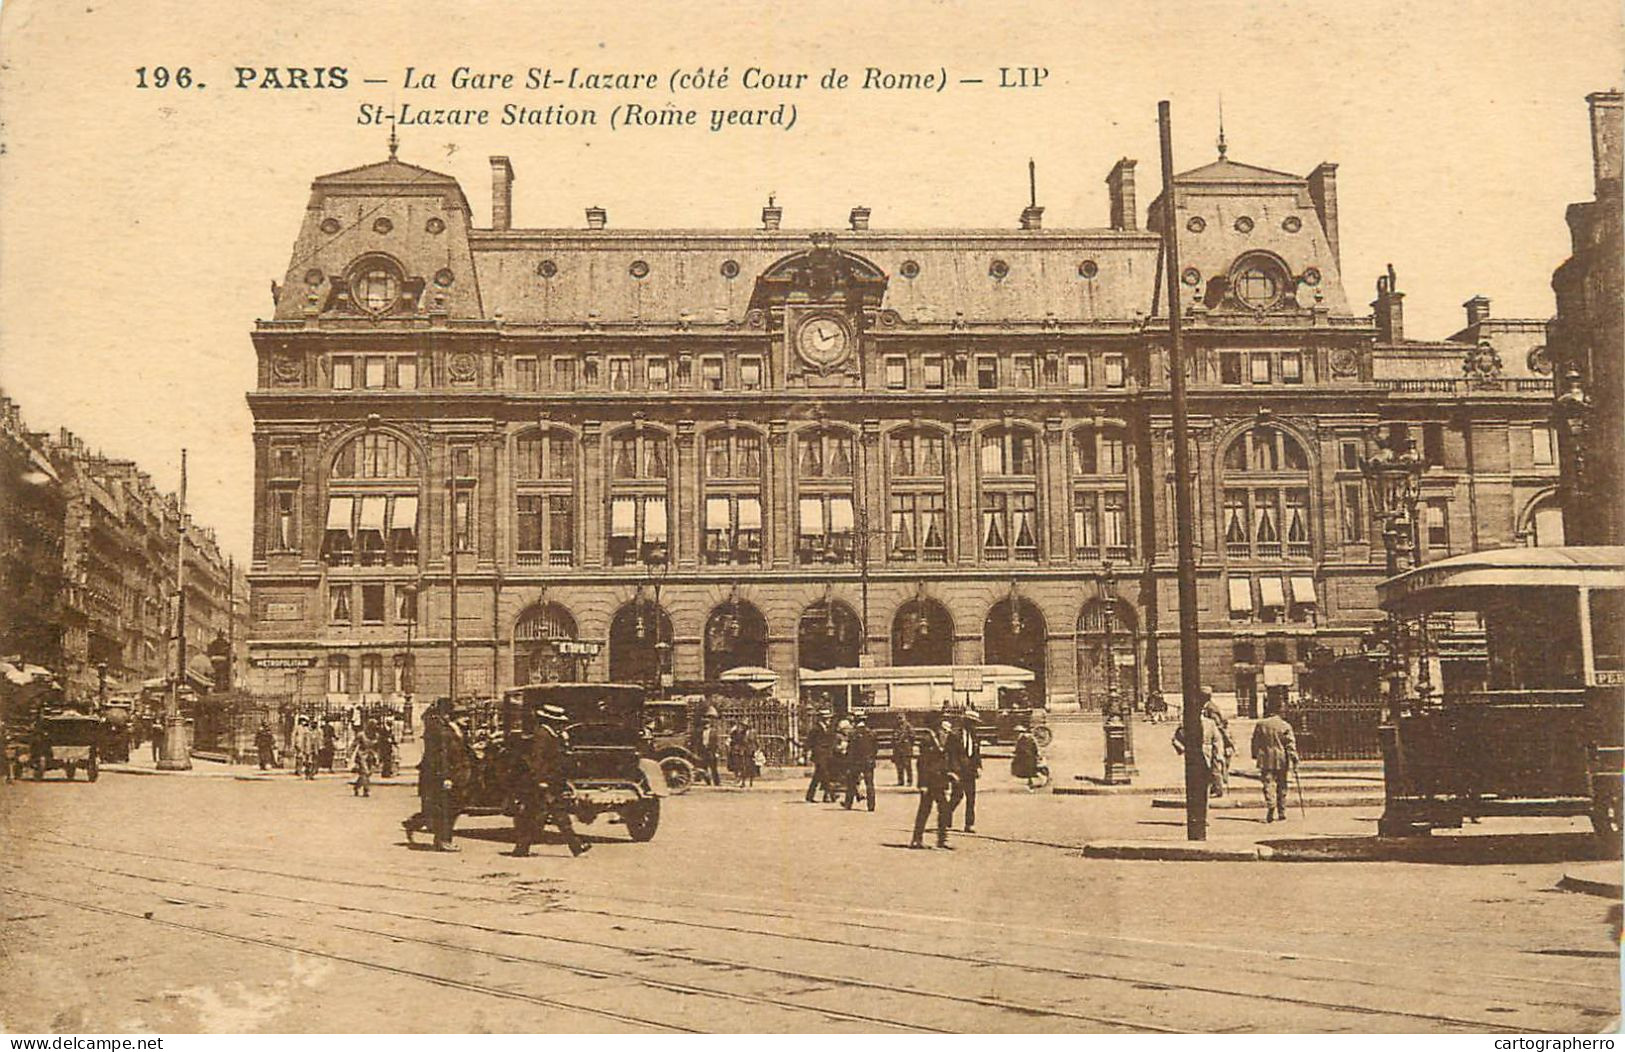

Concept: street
[[0, 753, 1618, 1035]]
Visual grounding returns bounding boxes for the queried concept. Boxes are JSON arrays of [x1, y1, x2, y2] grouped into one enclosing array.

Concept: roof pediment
[[1175, 157, 1302, 184]]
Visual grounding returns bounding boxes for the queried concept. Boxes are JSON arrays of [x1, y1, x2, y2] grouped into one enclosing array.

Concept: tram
[[797, 664, 1047, 747], [1375, 545, 1623, 841]]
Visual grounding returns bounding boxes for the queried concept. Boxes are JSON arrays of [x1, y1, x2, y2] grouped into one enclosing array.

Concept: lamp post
[[401, 580, 418, 738], [1099, 562, 1136, 784], [1360, 433, 1425, 714]]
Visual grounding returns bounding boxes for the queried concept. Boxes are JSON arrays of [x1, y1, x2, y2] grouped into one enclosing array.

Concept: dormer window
[[1230, 252, 1290, 311], [347, 255, 405, 316]]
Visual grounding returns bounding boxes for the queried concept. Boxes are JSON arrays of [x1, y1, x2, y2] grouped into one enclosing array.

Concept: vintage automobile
[[1376, 545, 1623, 843], [22, 710, 106, 781], [641, 679, 774, 792], [464, 682, 665, 842], [798, 664, 1050, 750]]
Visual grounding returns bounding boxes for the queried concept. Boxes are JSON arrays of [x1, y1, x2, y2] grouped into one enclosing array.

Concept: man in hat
[[945, 709, 984, 833], [803, 709, 835, 803], [698, 707, 723, 787], [910, 716, 955, 849], [843, 715, 878, 812], [512, 703, 589, 857], [254, 721, 277, 771], [404, 697, 466, 851], [1251, 699, 1299, 822]]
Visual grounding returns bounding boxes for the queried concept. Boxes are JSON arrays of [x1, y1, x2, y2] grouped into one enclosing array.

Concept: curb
[[1081, 840, 1275, 862], [1149, 794, 1385, 810]]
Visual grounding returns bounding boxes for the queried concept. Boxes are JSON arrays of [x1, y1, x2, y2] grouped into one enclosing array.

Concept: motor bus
[[797, 664, 1048, 748], [1375, 545, 1623, 842]]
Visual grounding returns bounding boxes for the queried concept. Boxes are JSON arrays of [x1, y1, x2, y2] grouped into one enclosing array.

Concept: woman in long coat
[[739, 724, 761, 788], [1011, 725, 1042, 790]]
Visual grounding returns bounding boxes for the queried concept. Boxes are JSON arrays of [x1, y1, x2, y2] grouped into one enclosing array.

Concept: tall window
[[270, 489, 298, 552], [700, 356, 724, 391], [796, 428, 856, 564], [607, 428, 671, 566], [887, 428, 949, 563], [327, 654, 350, 695], [322, 432, 420, 566], [1221, 426, 1313, 560], [551, 357, 577, 392], [1425, 499, 1450, 552], [514, 428, 576, 566], [739, 356, 764, 391], [1071, 424, 1131, 560], [608, 357, 632, 392], [647, 357, 670, 391], [979, 426, 1040, 562], [360, 653, 384, 694], [702, 429, 765, 565]]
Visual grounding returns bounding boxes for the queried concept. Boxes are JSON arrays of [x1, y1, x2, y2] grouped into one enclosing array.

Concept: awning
[[830, 498, 855, 531], [644, 498, 668, 542], [1290, 575, 1318, 606], [357, 496, 388, 532], [1228, 577, 1253, 616], [1259, 577, 1286, 608], [391, 495, 418, 530], [325, 495, 354, 531], [738, 497, 762, 530], [1378, 545, 1625, 615]]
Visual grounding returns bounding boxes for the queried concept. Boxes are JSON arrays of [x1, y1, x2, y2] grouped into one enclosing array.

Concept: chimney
[[585, 205, 607, 230], [1020, 157, 1044, 230], [849, 206, 871, 232], [761, 196, 782, 231], [1463, 294, 1492, 328], [1587, 90, 1623, 190], [489, 156, 514, 231], [1306, 162, 1341, 270], [1372, 264, 1404, 343], [1106, 158, 1138, 231]]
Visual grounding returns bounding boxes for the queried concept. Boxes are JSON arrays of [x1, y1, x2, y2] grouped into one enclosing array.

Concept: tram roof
[[1378, 545, 1625, 615], [799, 664, 1035, 685]]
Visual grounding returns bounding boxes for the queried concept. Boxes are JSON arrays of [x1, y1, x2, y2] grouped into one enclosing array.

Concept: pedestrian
[[403, 697, 465, 851], [1204, 697, 1236, 797], [289, 717, 310, 778], [803, 710, 835, 803], [699, 709, 723, 787], [148, 713, 162, 764], [1171, 693, 1228, 799], [727, 720, 747, 786], [375, 719, 396, 779], [945, 709, 984, 833], [1251, 701, 1299, 822], [1011, 724, 1043, 791], [892, 715, 915, 786], [843, 716, 878, 811], [830, 718, 853, 803], [909, 717, 955, 850], [254, 721, 276, 771], [319, 719, 337, 773], [511, 704, 589, 858], [742, 723, 762, 788], [351, 720, 377, 797]]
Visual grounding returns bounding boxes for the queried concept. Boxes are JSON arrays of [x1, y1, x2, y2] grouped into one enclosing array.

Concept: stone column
[[581, 421, 604, 567], [676, 420, 698, 569], [954, 419, 976, 566], [769, 420, 790, 569]]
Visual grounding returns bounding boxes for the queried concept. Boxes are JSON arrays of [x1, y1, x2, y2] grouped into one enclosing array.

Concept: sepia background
[[0, 0, 1621, 563]]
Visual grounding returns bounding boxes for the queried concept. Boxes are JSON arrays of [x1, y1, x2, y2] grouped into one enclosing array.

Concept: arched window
[[513, 601, 579, 684], [795, 428, 857, 564], [607, 427, 671, 566], [1070, 424, 1132, 561], [514, 428, 576, 567], [891, 595, 954, 666], [1229, 252, 1291, 312], [798, 598, 863, 671], [609, 600, 672, 687], [978, 425, 1040, 562], [1221, 426, 1313, 560], [1524, 493, 1566, 547], [887, 427, 949, 563], [984, 597, 1046, 705], [702, 428, 764, 565], [1075, 600, 1138, 712], [323, 432, 420, 567], [704, 598, 768, 679]]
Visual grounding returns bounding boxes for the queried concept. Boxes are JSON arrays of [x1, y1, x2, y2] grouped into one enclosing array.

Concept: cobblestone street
[[1, 759, 1618, 1033]]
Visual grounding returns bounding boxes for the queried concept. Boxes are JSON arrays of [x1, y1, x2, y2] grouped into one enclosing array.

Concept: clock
[[794, 313, 852, 371]]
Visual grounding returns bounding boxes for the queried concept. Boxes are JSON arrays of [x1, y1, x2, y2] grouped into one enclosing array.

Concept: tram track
[[9, 831, 1603, 1032]]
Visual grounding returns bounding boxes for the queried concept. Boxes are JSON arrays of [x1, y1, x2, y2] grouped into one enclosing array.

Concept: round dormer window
[[1230, 252, 1289, 311], [347, 255, 405, 316]]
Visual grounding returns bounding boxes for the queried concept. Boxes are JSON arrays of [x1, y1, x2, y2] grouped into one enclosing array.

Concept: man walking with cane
[[1250, 699, 1299, 823]]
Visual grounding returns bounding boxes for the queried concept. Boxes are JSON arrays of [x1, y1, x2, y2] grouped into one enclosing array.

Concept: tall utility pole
[[448, 478, 460, 705], [1159, 101, 1206, 841], [159, 449, 192, 770]]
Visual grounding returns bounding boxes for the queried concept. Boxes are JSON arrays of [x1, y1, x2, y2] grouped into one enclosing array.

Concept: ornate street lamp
[[1098, 562, 1136, 784], [1360, 432, 1425, 712]]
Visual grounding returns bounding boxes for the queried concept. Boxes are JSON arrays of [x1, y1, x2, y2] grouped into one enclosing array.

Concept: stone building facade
[[0, 393, 248, 699], [1550, 90, 1624, 547], [245, 143, 1559, 714]]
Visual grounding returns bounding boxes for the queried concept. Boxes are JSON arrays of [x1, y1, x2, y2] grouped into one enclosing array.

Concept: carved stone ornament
[[1527, 345, 1553, 376], [1462, 341, 1504, 384], [1329, 347, 1360, 378], [447, 352, 479, 383], [272, 353, 303, 383]]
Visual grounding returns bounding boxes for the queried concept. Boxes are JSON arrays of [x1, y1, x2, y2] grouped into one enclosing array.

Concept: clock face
[[795, 314, 851, 370]]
